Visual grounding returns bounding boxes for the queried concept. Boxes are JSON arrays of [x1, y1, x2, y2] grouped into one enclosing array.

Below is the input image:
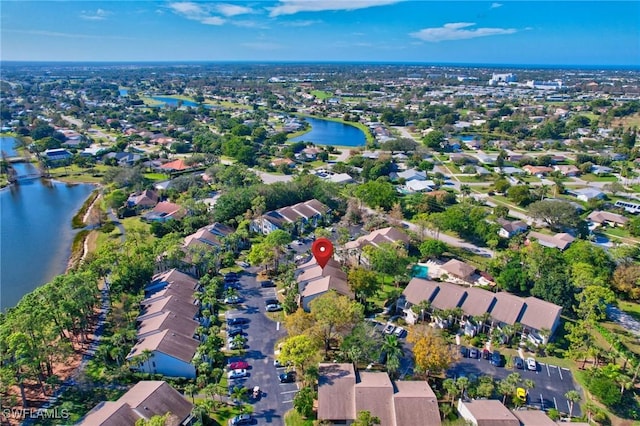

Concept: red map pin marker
[[312, 237, 334, 269]]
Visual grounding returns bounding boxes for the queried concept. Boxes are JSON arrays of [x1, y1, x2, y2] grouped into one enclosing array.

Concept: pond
[[152, 96, 199, 107], [290, 117, 366, 147], [1, 136, 19, 157]]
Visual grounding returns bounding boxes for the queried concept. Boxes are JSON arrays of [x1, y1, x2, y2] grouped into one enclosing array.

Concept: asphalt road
[[225, 267, 292, 425], [448, 355, 581, 417]]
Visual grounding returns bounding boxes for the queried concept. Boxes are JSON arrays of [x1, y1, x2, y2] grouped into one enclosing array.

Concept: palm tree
[[460, 185, 471, 199], [231, 385, 249, 406], [442, 378, 459, 406], [140, 349, 154, 378], [184, 383, 197, 404], [381, 334, 403, 378], [456, 377, 470, 400], [565, 390, 581, 418]]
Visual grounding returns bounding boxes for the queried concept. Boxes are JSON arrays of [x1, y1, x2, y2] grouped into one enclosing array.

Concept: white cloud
[[490, 2, 503, 8], [169, 2, 226, 25], [215, 4, 255, 17], [269, 0, 401, 17], [410, 22, 517, 42], [79, 8, 111, 21], [284, 19, 322, 27]]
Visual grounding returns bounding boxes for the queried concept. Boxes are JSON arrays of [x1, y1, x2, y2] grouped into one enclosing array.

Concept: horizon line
[[1, 60, 639, 71]]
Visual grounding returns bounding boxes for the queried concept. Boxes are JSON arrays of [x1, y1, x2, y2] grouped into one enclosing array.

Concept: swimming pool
[[411, 264, 429, 278]]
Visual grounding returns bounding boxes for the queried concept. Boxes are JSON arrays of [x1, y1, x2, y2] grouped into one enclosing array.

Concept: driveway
[[226, 267, 291, 425], [448, 356, 581, 417]]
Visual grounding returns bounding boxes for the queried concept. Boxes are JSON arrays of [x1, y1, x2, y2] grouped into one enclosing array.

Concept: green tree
[[506, 185, 533, 206], [347, 267, 381, 304], [422, 130, 445, 150], [309, 291, 364, 358], [354, 180, 397, 210], [381, 334, 403, 377], [528, 199, 579, 231], [363, 242, 409, 277], [565, 390, 581, 418], [353, 410, 381, 426], [279, 334, 320, 375], [293, 387, 316, 418], [419, 239, 447, 260]]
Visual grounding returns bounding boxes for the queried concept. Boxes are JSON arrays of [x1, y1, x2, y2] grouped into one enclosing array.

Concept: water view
[[152, 96, 199, 107], [290, 117, 367, 147], [1, 136, 19, 156], [1, 139, 95, 310]]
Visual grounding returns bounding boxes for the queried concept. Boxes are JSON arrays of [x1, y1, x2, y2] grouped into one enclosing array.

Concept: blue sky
[[1, 1, 639, 66]]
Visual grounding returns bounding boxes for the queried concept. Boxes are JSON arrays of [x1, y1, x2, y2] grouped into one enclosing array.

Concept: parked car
[[393, 326, 406, 338], [227, 369, 248, 379], [266, 303, 283, 312], [490, 351, 502, 367], [224, 295, 243, 304], [228, 361, 249, 370], [229, 414, 252, 425], [468, 348, 479, 359], [514, 357, 524, 369], [274, 359, 285, 368], [260, 280, 276, 288], [460, 346, 469, 358], [237, 261, 250, 268], [516, 387, 527, 400], [227, 327, 245, 337], [227, 317, 249, 326], [279, 371, 296, 383], [383, 323, 395, 335], [482, 349, 491, 360], [526, 357, 537, 371]]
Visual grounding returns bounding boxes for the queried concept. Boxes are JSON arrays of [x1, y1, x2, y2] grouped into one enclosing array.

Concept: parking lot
[[448, 352, 582, 417], [225, 267, 293, 425]]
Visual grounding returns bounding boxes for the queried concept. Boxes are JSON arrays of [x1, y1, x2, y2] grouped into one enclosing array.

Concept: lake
[[0, 140, 94, 310], [290, 117, 366, 147], [152, 96, 199, 107], [1, 136, 19, 156]]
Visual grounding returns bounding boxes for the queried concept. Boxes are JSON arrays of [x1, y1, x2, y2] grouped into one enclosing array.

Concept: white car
[[227, 369, 248, 379], [526, 357, 537, 371], [383, 323, 395, 335], [393, 326, 405, 338]]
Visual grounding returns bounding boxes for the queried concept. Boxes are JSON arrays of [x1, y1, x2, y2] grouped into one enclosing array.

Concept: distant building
[[526, 231, 575, 250], [488, 73, 517, 85], [43, 148, 73, 164], [587, 210, 629, 228], [497, 218, 529, 239], [142, 202, 187, 223], [251, 199, 330, 235]]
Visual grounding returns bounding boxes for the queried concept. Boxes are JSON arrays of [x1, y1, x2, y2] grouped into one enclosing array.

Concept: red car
[[228, 361, 249, 370]]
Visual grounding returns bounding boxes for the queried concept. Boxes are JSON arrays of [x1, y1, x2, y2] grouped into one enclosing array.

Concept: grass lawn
[[619, 301, 640, 322], [284, 409, 314, 426], [580, 173, 619, 182], [310, 90, 332, 100], [140, 96, 165, 107], [143, 172, 169, 181], [309, 160, 327, 168], [456, 175, 494, 183], [120, 217, 153, 242]]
